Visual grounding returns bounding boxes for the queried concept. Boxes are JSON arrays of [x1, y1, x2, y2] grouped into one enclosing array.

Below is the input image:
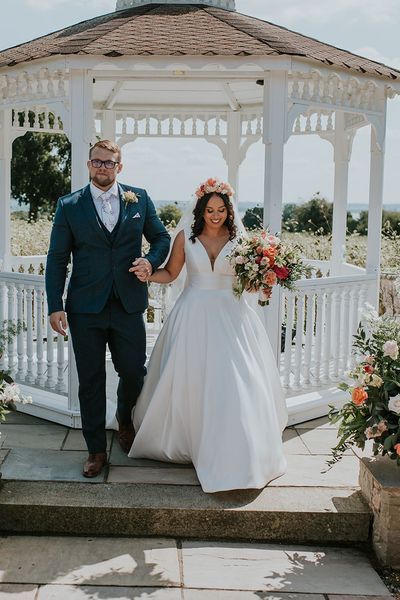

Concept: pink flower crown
[[195, 177, 234, 201]]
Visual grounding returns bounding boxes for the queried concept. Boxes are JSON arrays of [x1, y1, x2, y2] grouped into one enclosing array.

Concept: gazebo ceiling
[[0, 3, 399, 81]]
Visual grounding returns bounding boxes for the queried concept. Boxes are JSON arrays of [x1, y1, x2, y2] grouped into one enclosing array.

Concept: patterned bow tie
[[101, 192, 116, 232]]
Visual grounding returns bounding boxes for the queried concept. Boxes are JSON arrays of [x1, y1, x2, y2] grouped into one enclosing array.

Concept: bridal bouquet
[[229, 229, 311, 306], [329, 309, 400, 465]]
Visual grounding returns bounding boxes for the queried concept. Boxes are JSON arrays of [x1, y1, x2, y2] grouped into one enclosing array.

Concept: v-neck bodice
[[184, 229, 235, 290]]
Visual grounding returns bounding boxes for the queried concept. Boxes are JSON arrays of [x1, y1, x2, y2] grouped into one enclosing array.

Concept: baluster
[[145, 116, 150, 135], [312, 289, 324, 386], [331, 287, 342, 379], [293, 292, 305, 389], [16, 285, 25, 381], [192, 117, 197, 135], [291, 74, 300, 98], [203, 117, 208, 136], [44, 107, 50, 129], [180, 116, 186, 136], [327, 114, 333, 130], [322, 76, 331, 103], [56, 333, 66, 393], [256, 116, 262, 135], [35, 285, 45, 386], [246, 116, 252, 136], [302, 77, 311, 101], [37, 70, 44, 96], [282, 293, 294, 389], [57, 70, 66, 96], [157, 117, 162, 136], [25, 285, 35, 383], [303, 292, 315, 386], [305, 115, 312, 133], [169, 116, 174, 136], [322, 288, 333, 382], [7, 283, 16, 376], [316, 112, 322, 132], [45, 298, 56, 390], [215, 116, 221, 136], [340, 288, 351, 377], [53, 112, 61, 131], [294, 116, 301, 133], [47, 72, 56, 96]]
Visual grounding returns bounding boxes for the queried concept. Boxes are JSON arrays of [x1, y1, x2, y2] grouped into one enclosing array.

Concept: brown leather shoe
[[118, 423, 135, 454], [82, 452, 107, 478]]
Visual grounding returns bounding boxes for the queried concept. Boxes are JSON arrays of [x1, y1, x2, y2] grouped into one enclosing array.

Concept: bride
[[128, 178, 287, 493]]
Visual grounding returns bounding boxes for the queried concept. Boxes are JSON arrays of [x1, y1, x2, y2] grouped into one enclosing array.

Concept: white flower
[[124, 190, 139, 204], [235, 256, 245, 265], [388, 394, 400, 414], [383, 340, 399, 360], [369, 374, 384, 388]]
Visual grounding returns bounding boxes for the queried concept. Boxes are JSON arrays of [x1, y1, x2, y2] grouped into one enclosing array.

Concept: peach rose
[[394, 443, 400, 456], [351, 387, 368, 406], [264, 270, 277, 286]]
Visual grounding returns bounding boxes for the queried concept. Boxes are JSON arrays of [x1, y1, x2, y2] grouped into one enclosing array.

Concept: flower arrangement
[[124, 190, 139, 205], [195, 177, 234, 200], [329, 308, 400, 465], [228, 229, 312, 306], [0, 321, 32, 427]]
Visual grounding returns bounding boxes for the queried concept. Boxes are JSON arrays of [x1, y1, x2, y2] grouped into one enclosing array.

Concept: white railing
[[10, 255, 46, 275], [0, 272, 68, 394], [280, 273, 375, 394]]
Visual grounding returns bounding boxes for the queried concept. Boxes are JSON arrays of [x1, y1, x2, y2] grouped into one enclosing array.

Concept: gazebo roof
[[0, 3, 399, 80]]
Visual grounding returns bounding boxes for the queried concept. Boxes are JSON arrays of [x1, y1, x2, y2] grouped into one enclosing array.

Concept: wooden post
[[226, 111, 241, 198], [0, 109, 13, 272], [331, 112, 351, 276], [262, 70, 287, 361]]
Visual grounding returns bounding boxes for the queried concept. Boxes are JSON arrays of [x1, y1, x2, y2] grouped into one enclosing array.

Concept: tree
[[242, 205, 263, 229], [11, 131, 71, 221], [158, 203, 182, 227]]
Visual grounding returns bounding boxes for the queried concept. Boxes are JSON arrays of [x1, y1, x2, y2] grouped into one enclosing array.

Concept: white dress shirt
[[90, 181, 120, 231]]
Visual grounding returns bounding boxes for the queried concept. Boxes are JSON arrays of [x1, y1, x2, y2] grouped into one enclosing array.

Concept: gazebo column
[[366, 120, 386, 307], [67, 69, 94, 420], [331, 112, 350, 276], [0, 109, 13, 272], [262, 70, 287, 360], [226, 111, 241, 196]]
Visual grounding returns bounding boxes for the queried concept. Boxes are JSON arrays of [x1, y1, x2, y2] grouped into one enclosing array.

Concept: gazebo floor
[[0, 412, 371, 545]]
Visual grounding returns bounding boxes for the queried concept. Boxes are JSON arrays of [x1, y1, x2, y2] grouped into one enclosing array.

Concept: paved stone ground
[[0, 412, 387, 599], [0, 411, 362, 486]]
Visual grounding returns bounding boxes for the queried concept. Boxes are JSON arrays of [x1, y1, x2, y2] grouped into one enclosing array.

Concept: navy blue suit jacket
[[45, 183, 170, 315]]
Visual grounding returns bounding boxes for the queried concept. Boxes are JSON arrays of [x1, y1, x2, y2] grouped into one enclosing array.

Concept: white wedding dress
[[129, 230, 288, 493]]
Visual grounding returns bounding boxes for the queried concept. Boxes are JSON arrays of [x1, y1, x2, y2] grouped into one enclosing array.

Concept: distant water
[[11, 197, 400, 219]]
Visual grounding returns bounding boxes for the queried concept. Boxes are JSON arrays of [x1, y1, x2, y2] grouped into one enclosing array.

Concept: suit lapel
[[114, 184, 133, 243], [80, 184, 111, 245]]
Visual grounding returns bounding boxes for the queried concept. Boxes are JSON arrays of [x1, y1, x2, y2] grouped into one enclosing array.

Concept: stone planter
[[359, 455, 400, 568]]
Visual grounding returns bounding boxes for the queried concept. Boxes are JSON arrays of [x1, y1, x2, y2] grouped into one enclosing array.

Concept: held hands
[[49, 311, 68, 336], [129, 257, 152, 282]]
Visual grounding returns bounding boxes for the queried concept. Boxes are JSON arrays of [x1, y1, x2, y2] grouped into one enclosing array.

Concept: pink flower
[[235, 256, 245, 265], [264, 270, 277, 286], [383, 340, 399, 360]]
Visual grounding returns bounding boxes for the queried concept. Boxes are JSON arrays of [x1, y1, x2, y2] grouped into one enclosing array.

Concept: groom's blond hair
[[89, 140, 121, 161]]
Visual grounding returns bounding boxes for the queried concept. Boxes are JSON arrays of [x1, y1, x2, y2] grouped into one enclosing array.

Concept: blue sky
[[1, 0, 400, 205]]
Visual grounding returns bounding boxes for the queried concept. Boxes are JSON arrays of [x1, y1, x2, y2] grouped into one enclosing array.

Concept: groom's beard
[[91, 172, 116, 189]]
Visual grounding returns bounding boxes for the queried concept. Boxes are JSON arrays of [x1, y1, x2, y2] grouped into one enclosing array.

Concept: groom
[[46, 140, 170, 477]]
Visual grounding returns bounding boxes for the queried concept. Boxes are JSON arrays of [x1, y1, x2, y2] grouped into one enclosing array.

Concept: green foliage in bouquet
[[329, 311, 400, 466]]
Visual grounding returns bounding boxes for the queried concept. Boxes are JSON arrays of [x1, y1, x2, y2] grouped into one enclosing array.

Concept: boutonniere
[[124, 190, 139, 208]]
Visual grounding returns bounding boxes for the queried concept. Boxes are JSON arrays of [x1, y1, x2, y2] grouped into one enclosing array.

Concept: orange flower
[[394, 444, 400, 456], [264, 270, 277, 286], [351, 387, 368, 406]]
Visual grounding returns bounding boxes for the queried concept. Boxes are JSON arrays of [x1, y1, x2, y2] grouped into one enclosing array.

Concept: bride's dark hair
[[189, 192, 237, 243]]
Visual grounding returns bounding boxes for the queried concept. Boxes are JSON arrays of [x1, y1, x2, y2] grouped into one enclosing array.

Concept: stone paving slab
[[295, 417, 337, 430], [108, 466, 200, 485], [0, 448, 105, 483], [181, 542, 390, 595], [283, 429, 311, 455], [297, 429, 351, 456], [269, 455, 359, 487], [0, 584, 38, 599], [0, 536, 180, 587], [62, 429, 112, 451], [0, 424, 67, 450], [109, 439, 192, 468], [0, 450, 9, 466], [184, 593, 326, 600], [1, 411, 49, 425], [37, 585, 181, 599]]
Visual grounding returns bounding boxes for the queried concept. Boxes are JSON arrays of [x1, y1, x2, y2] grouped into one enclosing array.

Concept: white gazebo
[[0, 0, 399, 426]]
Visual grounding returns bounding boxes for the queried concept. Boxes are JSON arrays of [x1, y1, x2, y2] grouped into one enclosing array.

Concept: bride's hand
[[129, 258, 152, 282]]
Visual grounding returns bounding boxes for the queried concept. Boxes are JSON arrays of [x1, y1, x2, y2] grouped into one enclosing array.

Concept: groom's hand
[[49, 311, 68, 336], [129, 258, 152, 282]]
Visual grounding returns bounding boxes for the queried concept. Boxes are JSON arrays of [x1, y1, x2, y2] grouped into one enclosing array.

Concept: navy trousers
[[68, 297, 146, 453]]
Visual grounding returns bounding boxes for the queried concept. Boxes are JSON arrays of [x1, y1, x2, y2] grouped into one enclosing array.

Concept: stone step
[[0, 480, 371, 544]]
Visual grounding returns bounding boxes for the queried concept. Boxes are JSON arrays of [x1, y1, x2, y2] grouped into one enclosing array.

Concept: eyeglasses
[[89, 159, 119, 169]]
